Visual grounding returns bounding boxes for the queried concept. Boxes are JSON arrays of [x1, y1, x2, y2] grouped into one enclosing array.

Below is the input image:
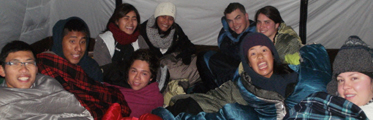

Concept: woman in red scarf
[[104, 49, 164, 118], [93, 3, 141, 66]]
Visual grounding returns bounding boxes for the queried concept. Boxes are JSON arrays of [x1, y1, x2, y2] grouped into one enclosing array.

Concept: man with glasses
[[0, 40, 92, 119]]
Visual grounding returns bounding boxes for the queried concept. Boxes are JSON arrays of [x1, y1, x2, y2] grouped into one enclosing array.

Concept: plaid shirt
[[286, 92, 368, 120], [37, 52, 131, 119]]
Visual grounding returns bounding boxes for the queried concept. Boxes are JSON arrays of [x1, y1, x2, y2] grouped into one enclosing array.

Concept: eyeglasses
[[5, 61, 36, 68]]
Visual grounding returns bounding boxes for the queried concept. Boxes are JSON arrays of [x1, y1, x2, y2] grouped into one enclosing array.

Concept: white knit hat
[[154, 2, 176, 18]]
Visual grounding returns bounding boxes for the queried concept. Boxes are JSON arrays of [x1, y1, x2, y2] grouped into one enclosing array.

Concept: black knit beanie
[[333, 35, 373, 79], [240, 33, 278, 63]]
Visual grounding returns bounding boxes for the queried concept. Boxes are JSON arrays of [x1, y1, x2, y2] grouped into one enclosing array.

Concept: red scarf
[[109, 23, 140, 45]]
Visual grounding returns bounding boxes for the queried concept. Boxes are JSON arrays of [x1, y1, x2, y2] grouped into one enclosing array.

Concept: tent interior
[[0, 0, 372, 62], [1, 0, 372, 48]]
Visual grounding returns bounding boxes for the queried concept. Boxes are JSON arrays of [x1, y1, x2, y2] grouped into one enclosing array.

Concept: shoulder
[[34, 74, 64, 90], [98, 31, 114, 41]]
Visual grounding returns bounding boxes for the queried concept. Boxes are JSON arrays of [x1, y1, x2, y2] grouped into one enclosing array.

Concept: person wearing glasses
[[0, 40, 92, 119]]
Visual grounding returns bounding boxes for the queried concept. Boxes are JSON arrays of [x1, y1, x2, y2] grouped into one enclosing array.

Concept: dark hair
[[0, 40, 35, 67], [128, 49, 159, 80], [63, 18, 89, 37], [104, 3, 140, 32], [255, 6, 284, 24], [224, 2, 246, 15]]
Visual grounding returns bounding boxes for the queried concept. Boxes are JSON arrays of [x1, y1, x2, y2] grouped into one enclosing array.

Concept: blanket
[[286, 92, 368, 120], [0, 74, 93, 119], [37, 52, 131, 119], [105, 82, 163, 118]]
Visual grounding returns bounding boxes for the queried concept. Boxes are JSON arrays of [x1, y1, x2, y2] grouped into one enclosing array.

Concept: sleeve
[[174, 24, 196, 65], [275, 34, 302, 65], [137, 35, 149, 49], [169, 80, 247, 113], [93, 36, 113, 66]]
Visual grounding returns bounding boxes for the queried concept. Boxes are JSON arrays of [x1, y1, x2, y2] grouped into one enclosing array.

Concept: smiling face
[[0, 51, 37, 88], [156, 15, 174, 32], [256, 13, 279, 42], [225, 9, 249, 34], [127, 60, 153, 90], [337, 72, 373, 106], [62, 31, 87, 64], [116, 10, 138, 35], [247, 45, 274, 78]]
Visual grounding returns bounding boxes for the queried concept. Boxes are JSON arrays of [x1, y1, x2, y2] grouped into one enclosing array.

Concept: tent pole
[[116, 0, 122, 7], [300, 0, 308, 44]]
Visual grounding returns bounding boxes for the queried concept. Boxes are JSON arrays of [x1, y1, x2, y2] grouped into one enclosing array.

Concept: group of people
[[0, 1, 372, 120]]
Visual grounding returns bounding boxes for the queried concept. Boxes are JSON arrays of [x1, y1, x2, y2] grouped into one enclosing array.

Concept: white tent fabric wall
[[0, 0, 115, 50], [0, 0, 372, 50]]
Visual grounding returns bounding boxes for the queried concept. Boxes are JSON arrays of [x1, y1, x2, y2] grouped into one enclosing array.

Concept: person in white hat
[[138, 2, 200, 91]]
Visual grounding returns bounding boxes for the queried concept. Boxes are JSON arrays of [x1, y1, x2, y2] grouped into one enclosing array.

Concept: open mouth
[[18, 76, 30, 82], [258, 62, 267, 70]]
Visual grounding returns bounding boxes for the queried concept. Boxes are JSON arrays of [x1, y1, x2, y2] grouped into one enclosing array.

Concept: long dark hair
[[104, 3, 140, 32], [255, 6, 284, 25]]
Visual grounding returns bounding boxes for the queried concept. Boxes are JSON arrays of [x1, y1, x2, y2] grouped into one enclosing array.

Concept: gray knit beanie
[[333, 35, 373, 79], [327, 36, 373, 96]]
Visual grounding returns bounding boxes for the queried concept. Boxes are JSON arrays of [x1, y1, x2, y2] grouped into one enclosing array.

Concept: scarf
[[104, 82, 163, 118], [51, 17, 103, 82], [146, 15, 175, 49], [37, 52, 131, 119], [108, 23, 139, 45]]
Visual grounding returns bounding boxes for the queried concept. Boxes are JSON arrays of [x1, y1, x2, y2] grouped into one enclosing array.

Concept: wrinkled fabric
[[285, 44, 332, 109], [37, 52, 131, 119], [153, 44, 331, 120], [0, 74, 93, 120], [286, 92, 368, 120], [275, 22, 303, 65], [104, 82, 163, 118], [163, 79, 188, 107], [103, 103, 163, 120], [169, 80, 247, 113]]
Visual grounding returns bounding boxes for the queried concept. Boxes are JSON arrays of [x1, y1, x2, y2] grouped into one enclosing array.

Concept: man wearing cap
[[194, 2, 256, 93], [0, 40, 92, 119], [138, 2, 199, 89]]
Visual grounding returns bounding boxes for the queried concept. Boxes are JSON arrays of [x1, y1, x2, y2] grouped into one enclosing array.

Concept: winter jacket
[[94, 31, 140, 66]]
